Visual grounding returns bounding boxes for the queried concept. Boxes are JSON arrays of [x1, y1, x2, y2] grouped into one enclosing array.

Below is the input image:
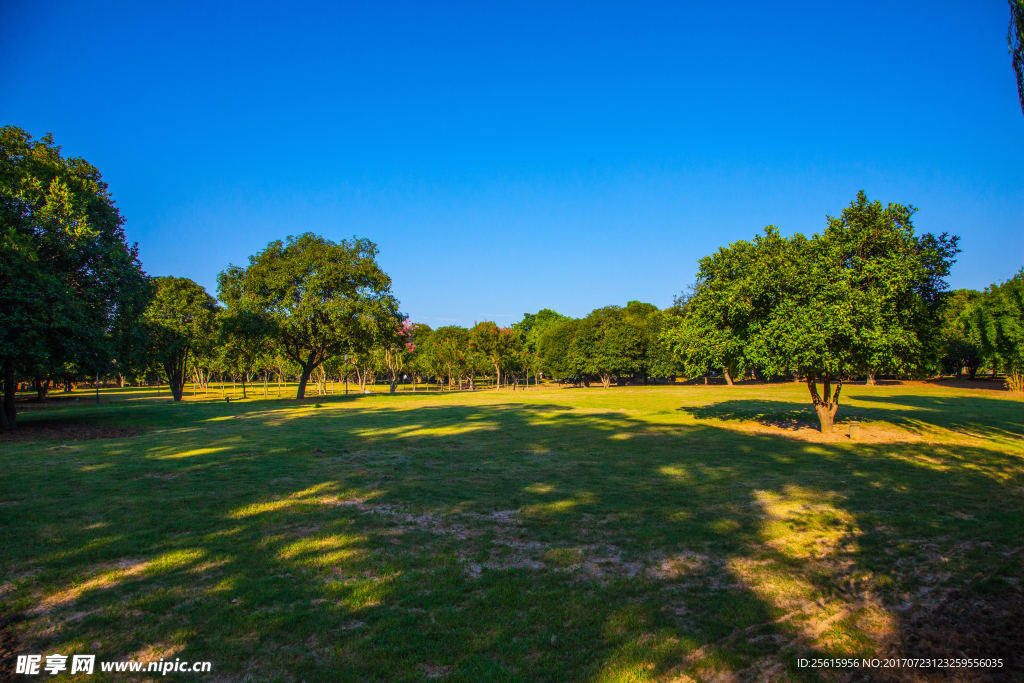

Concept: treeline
[[935, 282, 1024, 386], [3, 127, 1022, 433]]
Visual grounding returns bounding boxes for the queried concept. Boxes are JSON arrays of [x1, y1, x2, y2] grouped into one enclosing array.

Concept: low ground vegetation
[[1, 382, 1021, 682]]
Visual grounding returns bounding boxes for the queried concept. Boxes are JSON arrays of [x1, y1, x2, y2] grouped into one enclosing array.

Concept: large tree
[[220, 234, 400, 399], [514, 309, 568, 355], [470, 321, 520, 389], [0, 126, 150, 429], [670, 193, 958, 432], [757, 193, 957, 431], [144, 277, 219, 402], [578, 306, 635, 388]]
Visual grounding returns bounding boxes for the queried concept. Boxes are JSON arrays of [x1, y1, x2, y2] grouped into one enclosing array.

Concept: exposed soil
[[733, 419, 926, 444], [0, 612, 23, 683], [870, 588, 1024, 682], [0, 420, 141, 443]]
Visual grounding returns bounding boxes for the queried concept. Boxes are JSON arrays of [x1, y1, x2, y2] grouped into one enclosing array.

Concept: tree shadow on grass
[[680, 390, 1024, 443], [1, 394, 1022, 681]]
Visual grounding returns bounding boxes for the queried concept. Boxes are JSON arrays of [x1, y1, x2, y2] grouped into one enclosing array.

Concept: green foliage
[[663, 230, 786, 384], [470, 321, 522, 388], [760, 193, 957, 382], [538, 318, 589, 385], [144, 276, 219, 401], [0, 126, 150, 427], [218, 309, 273, 397], [579, 306, 636, 388], [537, 302, 673, 387], [938, 289, 984, 378], [405, 323, 434, 384], [973, 270, 1024, 392], [666, 192, 959, 431], [513, 309, 568, 355], [1011, 0, 1024, 115], [430, 325, 471, 387], [219, 233, 400, 399]]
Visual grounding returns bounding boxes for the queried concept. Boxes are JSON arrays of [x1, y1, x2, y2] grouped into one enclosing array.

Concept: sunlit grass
[[1, 381, 1022, 681]]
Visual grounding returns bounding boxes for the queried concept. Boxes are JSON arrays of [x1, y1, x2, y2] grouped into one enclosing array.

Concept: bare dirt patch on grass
[[0, 612, 24, 683], [726, 419, 927, 444], [873, 588, 1024, 682], [0, 420, 142, 443]]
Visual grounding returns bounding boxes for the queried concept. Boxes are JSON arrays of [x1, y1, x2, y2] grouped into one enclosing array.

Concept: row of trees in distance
[[3, 126, 1022, 432]]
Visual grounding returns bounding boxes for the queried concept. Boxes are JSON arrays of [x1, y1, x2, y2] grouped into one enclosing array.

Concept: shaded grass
[[1, 383, 1023, 682]]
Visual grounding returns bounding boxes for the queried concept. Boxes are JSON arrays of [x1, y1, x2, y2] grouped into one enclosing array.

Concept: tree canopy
[[144, 277, 219, 402], [665, 192, 959, 431], [972, 270, 1024, 392], [218, 233, 401, 399], [0, 126, 150, 428]]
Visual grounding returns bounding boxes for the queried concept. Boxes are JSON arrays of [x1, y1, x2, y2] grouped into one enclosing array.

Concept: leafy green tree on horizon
[[668, 192, 959, 432], [1, 126, 150, 429], [938, 289, 984, 378], [972, 270, 1024, 393], [664, 231, 782, 385], [219, 234, 401, 399], [470, 321, 520, 389], [761, 193, 956, 431], [144, 276, 219, 402]]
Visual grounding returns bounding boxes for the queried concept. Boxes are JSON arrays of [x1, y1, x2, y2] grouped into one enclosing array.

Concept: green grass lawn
[[1, 382, 1022, 682]]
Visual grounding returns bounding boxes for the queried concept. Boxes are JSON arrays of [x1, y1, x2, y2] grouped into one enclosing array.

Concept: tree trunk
[[600, 372, 612, 388], [723, 369, 733, 386], [241, 372, 247, 399], [807, 373, 842, 432], [34, 375, 51, 401], [166, 358, 186, 402], [2, 358, 15, 430], [866, 370, 877, 386], [296, 368, 311, 399], [494, 364, 501, 389]]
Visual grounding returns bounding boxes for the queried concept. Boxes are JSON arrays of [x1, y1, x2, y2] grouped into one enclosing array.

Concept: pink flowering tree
[[383, 318, 416, 394]]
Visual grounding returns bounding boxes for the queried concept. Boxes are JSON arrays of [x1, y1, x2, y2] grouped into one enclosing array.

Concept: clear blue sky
[[2, 1, 1021, 327]]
